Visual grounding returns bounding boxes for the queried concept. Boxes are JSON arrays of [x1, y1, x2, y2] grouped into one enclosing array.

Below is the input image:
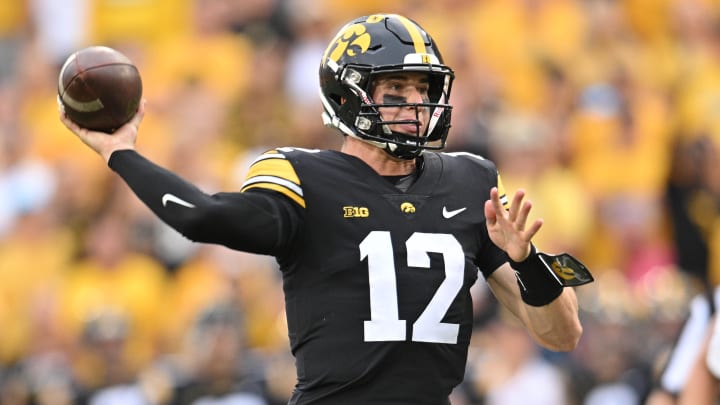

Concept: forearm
[[109, 150, 299, 255], [522, 288, 582, 351], [488, 265, 582, 352]]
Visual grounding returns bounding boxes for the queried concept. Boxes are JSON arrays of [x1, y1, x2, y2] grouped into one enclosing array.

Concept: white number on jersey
[[360, 231, 464, 344]]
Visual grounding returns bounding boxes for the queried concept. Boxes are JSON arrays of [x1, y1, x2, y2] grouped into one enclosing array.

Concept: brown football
[[58, 46, 142, 133]]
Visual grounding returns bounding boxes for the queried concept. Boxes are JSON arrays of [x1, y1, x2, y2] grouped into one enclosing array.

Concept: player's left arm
[[484, 186, 584, 352], [487, 265, 581, 352]]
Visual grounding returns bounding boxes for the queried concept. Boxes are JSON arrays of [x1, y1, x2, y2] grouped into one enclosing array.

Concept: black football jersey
[[240, 148, 509, 404], [108, 148, 510, 405]]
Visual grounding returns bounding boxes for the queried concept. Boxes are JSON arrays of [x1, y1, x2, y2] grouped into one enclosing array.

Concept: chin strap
[[384, 142, 423, 160]]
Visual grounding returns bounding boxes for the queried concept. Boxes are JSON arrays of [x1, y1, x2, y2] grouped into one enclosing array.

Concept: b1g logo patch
[[344, 206, 370, 218]]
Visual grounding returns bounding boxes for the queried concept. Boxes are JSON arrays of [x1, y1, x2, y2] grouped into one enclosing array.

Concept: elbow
[[172, 207, 213, 242], [539, 321, 583, 352], [551, 329, 582, 353]]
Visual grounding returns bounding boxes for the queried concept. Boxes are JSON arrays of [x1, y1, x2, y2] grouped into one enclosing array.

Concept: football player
[[60, 13, 591, 405]]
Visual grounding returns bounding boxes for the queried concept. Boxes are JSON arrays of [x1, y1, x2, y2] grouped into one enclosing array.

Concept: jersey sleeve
[[108, 149, 302, 256], [240, 149, 306, 208]]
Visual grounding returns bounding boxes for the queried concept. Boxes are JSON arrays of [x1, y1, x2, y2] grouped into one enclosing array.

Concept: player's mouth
[[393, 121, 425, 136]]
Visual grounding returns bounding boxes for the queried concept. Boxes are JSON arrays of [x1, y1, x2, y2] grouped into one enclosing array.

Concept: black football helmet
[[319, 14, 454, 159]]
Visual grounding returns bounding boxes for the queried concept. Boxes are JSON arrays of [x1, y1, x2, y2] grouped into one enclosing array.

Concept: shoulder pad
[[240, 149, 305, 208]]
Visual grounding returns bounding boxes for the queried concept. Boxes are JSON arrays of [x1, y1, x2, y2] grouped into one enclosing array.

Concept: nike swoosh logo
[[442, 206, 467, 219], [161, 193, 196, 208]]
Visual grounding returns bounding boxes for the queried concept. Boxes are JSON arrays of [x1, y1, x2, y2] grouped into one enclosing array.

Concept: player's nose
[[404, 88, 425, 105]]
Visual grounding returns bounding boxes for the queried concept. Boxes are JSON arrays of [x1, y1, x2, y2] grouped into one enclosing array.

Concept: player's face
[[371, 72, 430, 136]]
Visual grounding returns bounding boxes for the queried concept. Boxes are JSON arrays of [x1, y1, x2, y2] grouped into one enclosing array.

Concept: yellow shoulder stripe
[[245, 157, 300, 184], [241, 151, 305, 208], [496, 174, 509, 209]]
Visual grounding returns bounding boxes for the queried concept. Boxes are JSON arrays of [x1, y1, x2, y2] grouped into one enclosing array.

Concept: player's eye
[[387, 82, 405, 92]]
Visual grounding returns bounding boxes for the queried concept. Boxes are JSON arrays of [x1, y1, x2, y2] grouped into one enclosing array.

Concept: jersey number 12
[[360, 231, 464, 344]]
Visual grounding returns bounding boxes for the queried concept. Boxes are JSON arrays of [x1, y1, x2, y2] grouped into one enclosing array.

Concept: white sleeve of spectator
[[660, 294, 712, 392]]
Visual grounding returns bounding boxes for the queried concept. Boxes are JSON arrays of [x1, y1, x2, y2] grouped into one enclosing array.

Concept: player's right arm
[[59, 100, 302, 256], [109, 150, 301, 255]]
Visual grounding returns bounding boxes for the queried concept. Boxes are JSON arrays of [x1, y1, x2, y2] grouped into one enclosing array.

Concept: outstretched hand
[[484, 187, 543, 262], [58, 97, 146, 163]]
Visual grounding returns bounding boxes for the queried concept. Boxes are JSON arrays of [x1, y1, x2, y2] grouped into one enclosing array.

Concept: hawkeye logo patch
[[344, 206, 369, 218], [550, 261, 578, 281], [400, 202, 416, 213], [326, 24, 371, 63], [538, 252, 595, 287]]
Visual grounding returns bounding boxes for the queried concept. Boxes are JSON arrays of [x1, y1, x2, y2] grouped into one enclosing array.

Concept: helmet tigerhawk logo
[[400, 202, 416, 213], [327, 24, 371, 62]]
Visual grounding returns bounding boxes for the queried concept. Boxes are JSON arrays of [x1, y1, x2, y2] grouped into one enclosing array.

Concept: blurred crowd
[[2, 0, 720, 403]]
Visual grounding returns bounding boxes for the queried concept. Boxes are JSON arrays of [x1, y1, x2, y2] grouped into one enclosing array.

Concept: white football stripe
[[58, 50, 104, 113], [241, 175, 303, 197], [60, 93, 104, 112]]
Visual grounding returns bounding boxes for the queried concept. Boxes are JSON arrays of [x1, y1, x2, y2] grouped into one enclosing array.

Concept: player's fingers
[[59, 111, 82, 136], [524, 218, 544, 240], [508, 189, 525, 223], [489, 187, 505, 214], [484, 199, 497, 227], [515, 199, 534, 231], [57, 97, 72, 129], [119, 98, 146, 134], [57, 98, 85, 136], [58, 108, 106, 151], [131, 98, 146, 126], [56, 95, 64, 114]]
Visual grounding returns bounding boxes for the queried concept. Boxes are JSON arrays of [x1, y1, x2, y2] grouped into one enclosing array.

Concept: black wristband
[[508, 244, 564, 307]]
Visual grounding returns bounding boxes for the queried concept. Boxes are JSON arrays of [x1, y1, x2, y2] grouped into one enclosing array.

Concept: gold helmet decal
[[324, 24, 372, 64], [322, 14, 429, 66], [400, 202, 416, 213], [391, 14, 428, 54]]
